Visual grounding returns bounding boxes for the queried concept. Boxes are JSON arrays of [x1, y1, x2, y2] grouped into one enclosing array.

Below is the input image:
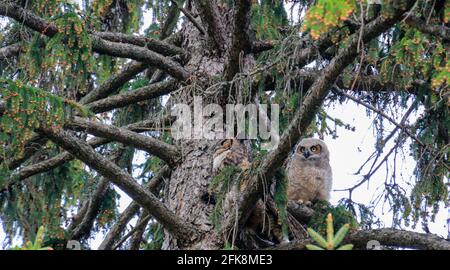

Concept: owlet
[[286, 138, 333, 205]]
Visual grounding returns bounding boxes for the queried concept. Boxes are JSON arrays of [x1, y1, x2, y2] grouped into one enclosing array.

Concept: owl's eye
[[298, 146, 305, 153], [310, 145, 321, 153]]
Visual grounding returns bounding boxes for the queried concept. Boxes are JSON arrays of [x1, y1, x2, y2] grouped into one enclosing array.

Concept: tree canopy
[[0, 0, 448, 250]]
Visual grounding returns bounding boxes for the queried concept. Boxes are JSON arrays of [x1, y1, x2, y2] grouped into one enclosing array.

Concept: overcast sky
[[0, 1, 447, 249]]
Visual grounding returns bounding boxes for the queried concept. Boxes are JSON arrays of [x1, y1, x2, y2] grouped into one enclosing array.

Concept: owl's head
[[294, 138, 330, 162]]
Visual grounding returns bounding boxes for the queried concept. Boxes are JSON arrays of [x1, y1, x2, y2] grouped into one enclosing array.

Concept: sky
[[0, 1, 448, 249]]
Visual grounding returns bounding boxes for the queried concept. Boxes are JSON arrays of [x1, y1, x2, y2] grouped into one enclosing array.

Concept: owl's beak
[[303, 151, 311, 159]]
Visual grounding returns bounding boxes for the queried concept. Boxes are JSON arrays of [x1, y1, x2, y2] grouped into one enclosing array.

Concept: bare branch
[[91, 36, 190, 81], [87, 79, 178, 113], [251, 40, 274, 54], [37, 125, 199, 243], [333, 87, 426, 148], [99, 166, 170, 250], [69, 178, 109, 240], [405, 15, 450, 41], [224, 0, 252, 81], [347, 229, 450, 250], [113, 212, 151, 250], [272, 229, 450, 250], [127, 211, 151, 250], [192, 0, 226, 53], [80, 61, 149, 104], [170, 0, 206, 35], [93, 31, 187, 59], [0, 43, 22, 60], [69, 117, 180, 166]]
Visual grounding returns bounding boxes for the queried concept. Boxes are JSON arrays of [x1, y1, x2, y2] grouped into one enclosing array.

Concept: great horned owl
[[211, 139, 288, 246], [212, 138, 251, 174], [286, 138, 333, 205]]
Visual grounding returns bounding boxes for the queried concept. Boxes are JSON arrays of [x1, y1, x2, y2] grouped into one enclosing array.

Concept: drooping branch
[[223, 1, 416, 239], [0, 43, 22, 60], [405, 15, 450, 41], [99, 166, 170, 250], [223, 0, 252, 81], [69, 117, 180, 166], [37, 125, 199, 244], [0, 3, 191, 81], [266, 69, 426, 95], [4, 136, 48, 171], [0, 115, 174, 192], [0, 53, 167, 171], [192, 0, 226, 54]]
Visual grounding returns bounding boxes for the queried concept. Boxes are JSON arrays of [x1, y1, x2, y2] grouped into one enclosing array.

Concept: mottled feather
[[286, 138, 333, 204]]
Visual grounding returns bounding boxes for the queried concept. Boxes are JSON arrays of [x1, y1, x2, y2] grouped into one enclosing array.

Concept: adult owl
[[286, 138, 332, 205], [212, 138, 250, 174]]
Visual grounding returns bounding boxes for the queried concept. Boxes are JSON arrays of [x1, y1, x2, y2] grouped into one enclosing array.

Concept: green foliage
[[0, 159, 90, 243], [209, 165, 242, 230], [302, 0, 356, 39], [308, 200, 359, 235], [306, 213, 353, 250], [251, 0, 289, 40], [380, 27, 448, 91], [35, 0, 65, 18], [0, 80, 63, 162], [8, 226, 53, 250], [143, 223, 164, 250], [92, 0, 146, 33], [432, 60, 450, 89], [409, 101, 449, 226], [0, 79, 90, 165], [96, 187, 120, 230], [24, 6, 94, 99]]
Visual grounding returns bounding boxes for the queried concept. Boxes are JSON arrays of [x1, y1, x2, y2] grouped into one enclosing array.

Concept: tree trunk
[[162, 1, 254, 249]]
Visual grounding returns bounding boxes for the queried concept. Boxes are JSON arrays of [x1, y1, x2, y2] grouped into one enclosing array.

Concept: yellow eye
[[298, 146, 305, 153], [310, 145, 321, 153]]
